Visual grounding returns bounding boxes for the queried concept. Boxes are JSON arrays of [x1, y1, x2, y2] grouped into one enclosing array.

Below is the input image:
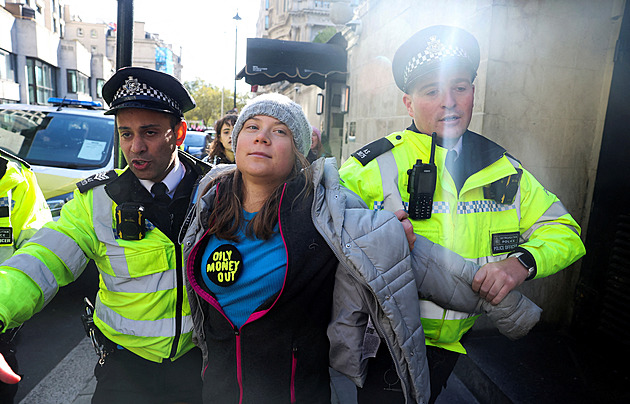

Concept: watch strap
[[509, 248, 537, 280]]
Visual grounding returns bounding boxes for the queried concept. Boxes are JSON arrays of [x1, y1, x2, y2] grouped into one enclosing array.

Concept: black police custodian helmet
[[392, 25, 480, 93], [102, 66, 195, 118]]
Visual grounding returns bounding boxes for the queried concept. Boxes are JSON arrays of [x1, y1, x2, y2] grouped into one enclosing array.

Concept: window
[[315, 1, 330, 8], [67, 70, 89, 95], [265, 15, 269, 29], [67, 70, 76, 93], [265, 0, 269, 10], [77, 27, 84, 37], [0, 49, 16, 82], [96, 79, 105, 98], [90, 29, 98, 38], [26, 58, 57, 104], [0, 107, 115, 171]]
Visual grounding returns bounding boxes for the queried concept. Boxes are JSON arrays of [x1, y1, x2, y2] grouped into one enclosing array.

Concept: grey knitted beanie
[[232, 93, 312, 156]]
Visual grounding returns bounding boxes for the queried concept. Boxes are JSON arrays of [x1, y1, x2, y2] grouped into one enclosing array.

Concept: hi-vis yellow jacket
[[0, 153, 209, 362], [0, 151, 52, 264], [339, 128, 585, 353]]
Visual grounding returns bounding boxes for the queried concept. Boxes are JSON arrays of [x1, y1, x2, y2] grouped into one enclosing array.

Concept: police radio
[[407, 132, 437, 220], [115, 203, 146, 240]]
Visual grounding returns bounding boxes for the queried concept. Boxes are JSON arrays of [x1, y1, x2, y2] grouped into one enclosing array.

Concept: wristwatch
[[510, 251, 537, 281]]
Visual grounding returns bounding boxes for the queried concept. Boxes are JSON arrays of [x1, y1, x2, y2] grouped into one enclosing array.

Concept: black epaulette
[[0, 157, 6, 179], [76, 170, 118, 193], [351, 138, 395, 166], [0, 148, 30, 169]]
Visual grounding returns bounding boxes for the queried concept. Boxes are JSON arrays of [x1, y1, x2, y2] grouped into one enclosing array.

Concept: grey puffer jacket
[[182, 158, 541, 404], [312, 158, 541, 404]]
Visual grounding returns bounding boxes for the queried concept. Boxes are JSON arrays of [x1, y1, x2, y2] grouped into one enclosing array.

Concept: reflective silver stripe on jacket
[[100, 270, 178, 293], [95, 294, 194, 337], [92, 187, 131, 275], [420, 300, 475, 321], [91, 186, 177, 293], [376, 152, 404, 211], [27, 228, 87, 279], [90, 186, 190, 336], [522, 200, 579, 239], [5, 253, 58, 304]]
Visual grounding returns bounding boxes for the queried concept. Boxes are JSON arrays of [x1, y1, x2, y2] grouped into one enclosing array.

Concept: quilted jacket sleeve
[[411, 236, 542, 340]]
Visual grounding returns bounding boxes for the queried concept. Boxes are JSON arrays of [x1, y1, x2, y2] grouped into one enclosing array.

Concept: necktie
[[151, 182, 171, 206], [445, 149, 462, 191]]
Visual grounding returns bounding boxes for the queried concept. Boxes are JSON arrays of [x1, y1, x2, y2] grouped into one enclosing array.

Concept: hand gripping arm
[[411, 236, 542, 340]]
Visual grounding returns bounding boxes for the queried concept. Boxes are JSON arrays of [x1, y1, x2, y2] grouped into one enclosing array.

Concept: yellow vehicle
[[0, 99, 115, 217]]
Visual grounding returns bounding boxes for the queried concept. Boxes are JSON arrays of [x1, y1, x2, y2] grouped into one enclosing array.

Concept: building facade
[[254, 0, 353, 157], [257, 0, 335, 41], [0, 0, 182, 105]]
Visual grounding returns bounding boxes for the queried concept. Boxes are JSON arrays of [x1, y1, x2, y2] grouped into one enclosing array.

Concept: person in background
[[0, 149, 52, 403], [0, 66, 211, 403], [339, 25, 585, 403], [307, 125, 324, 163], [182, 93, 542, 404], [204, 114, 237, 165]]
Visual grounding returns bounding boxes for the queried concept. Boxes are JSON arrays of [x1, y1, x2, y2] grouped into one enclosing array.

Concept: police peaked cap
[[102, 66, 195, 117], [392, 25, 480, 93]]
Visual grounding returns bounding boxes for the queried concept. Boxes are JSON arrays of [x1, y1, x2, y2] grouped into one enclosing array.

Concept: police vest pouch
[[484, 168, 522, 204], [115, 203, 146, 240]]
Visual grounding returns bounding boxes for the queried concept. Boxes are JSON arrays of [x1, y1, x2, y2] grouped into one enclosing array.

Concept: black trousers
[[92, 346, 203, 404], [357, 343, 405, 404], [426, 345, 461, 404], [356, 342, 463, 404]]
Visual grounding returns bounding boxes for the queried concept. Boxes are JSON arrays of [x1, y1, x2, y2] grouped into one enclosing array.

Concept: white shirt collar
[[449, 136, 464, 159], [139, 159, 186, 198]]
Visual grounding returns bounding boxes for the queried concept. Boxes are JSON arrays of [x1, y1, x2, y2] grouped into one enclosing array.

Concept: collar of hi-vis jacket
[[408, 122, 511, 172], [406, 123, 519, 190]]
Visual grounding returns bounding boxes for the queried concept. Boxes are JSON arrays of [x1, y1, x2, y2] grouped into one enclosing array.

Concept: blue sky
[[64, 0, 260, 91]]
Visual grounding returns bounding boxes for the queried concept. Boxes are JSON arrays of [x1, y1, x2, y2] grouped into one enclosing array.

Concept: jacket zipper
[[188, 183, 291, 402], [312, 213, 412, 403], [169, 238, 183, 359], [189, 231, 247, 404], [291, 345, 298, 404], [235, 327, 243, 404]]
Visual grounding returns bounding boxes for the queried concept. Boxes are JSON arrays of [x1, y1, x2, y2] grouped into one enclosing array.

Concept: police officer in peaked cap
[[102, 66, 196, 118], [338, 25, 584, 404], [0, 66, 211, 403], [391, 25, 480, 94]]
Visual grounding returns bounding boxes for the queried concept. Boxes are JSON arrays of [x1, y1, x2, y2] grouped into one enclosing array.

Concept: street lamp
[[233, 11, 242, 111]]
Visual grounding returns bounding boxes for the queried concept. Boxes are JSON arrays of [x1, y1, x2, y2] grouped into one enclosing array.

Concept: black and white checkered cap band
[[113, 79, 182, 115], [403, 45, 468, 89]]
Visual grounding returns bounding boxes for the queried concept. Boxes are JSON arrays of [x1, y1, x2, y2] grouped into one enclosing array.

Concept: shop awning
[[236, 37, 347, 89]]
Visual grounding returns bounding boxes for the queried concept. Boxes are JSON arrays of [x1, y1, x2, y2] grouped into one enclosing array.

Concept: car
[[0, 98, 115, 218], [182, 130, 208, 159], [205, 127, 216, 141]]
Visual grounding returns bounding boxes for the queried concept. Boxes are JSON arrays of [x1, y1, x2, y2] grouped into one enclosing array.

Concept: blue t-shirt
[[200, 210, 286, 328]]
